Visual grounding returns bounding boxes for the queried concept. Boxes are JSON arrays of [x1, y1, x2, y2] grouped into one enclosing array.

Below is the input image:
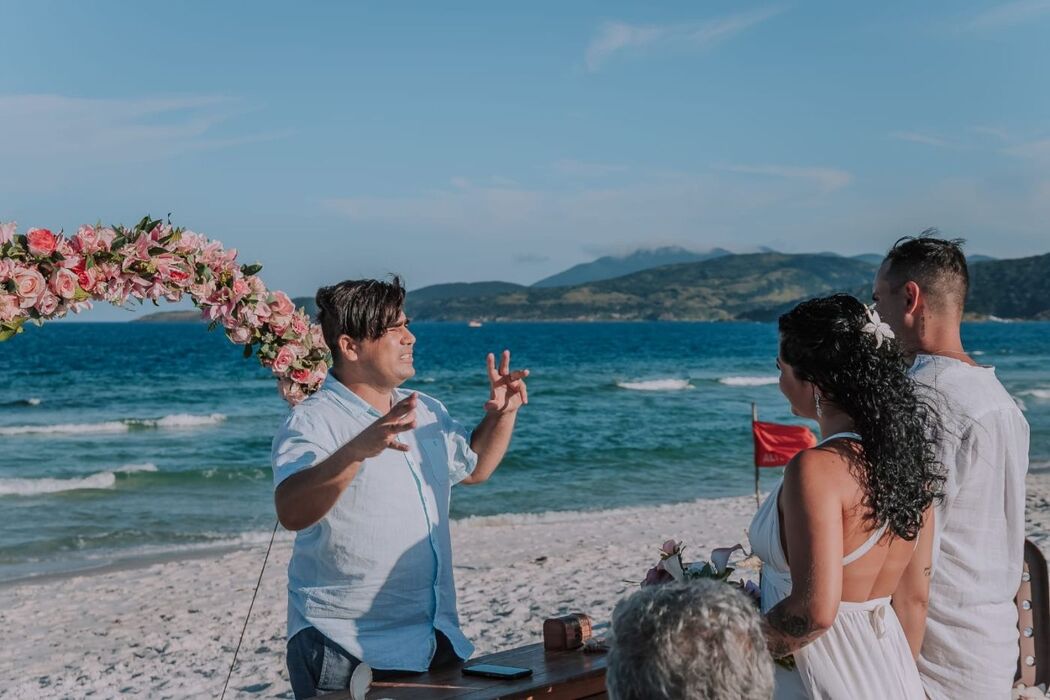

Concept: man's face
[[872, 261, 909, 338], [353, 312, 416, 387]]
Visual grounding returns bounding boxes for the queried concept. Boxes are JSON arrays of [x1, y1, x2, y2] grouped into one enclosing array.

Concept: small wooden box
[[543, 613, 592, 651]]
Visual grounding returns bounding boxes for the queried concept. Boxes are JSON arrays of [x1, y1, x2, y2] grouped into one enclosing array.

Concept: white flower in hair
[[862, 305, 895, 349]]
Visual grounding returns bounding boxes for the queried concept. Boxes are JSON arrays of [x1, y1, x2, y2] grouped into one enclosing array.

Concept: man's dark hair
[[315, 277, 406, 349], [882, 229, 969, 312]]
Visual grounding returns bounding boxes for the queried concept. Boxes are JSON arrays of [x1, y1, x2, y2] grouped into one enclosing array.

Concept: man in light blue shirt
[[272, 277, 529, 699]]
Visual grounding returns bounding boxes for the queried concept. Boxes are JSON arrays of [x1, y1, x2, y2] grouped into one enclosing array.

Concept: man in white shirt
[[272, 277, 529, 699], [875, 233, 1029, 700]]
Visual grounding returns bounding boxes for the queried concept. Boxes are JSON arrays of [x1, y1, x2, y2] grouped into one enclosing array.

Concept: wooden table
[[317, 642, 607, 700]]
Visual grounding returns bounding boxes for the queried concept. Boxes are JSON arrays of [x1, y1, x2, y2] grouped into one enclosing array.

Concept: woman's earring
[[814, 392, 823, 419]]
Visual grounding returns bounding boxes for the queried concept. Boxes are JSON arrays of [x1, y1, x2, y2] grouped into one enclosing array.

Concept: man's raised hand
[[348, 393, 417, 459], [484, 350, 529, 414]]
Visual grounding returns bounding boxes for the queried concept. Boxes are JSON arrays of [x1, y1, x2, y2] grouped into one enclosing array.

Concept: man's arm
[[891, 505, 936, 658], [763, 450, 843, 657], [274, 393, 417, 530], [462, 411, 518, 484], [460, 350, 528, 485]]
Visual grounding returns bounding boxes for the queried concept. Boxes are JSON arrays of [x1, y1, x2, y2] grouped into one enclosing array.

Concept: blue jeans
[[286, 627, 460, 699]]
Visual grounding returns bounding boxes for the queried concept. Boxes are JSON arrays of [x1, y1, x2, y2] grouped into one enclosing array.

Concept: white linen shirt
[[910, 354, 1029, 700], [272, 374, 477, 671]]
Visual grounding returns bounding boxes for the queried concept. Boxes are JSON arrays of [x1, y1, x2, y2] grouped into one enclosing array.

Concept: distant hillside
[[130, 310, 201, 323], [131, 251, 1048, 324], [292, 296, 317, 319], [967, 253, 1050, 319], [408, 281, 526, 304], [531, 246, 731, 288], [410, 253, 879, 321]]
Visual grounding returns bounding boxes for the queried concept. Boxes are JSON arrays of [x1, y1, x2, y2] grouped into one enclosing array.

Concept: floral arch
[[0, 216, 329, 405]]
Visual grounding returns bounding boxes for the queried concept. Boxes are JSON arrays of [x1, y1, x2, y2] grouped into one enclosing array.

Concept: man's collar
[[322, 373, 408, 416]]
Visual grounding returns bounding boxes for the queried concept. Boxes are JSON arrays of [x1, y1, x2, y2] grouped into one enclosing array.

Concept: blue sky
[[1, 1, 1048, 320]]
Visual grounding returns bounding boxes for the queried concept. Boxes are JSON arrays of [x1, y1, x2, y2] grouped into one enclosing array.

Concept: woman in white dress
[[750, 294, 945, 699]]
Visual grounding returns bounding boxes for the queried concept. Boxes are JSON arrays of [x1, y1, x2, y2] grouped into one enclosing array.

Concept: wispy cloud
[[1005, 138, 1050, 161], [971, 126, 1013, 142], [584, 7, 783, 72], [0, 94, 279, 164], [553, 159, 629, 177], [958, 0, 1050, 31], [720, 164, 853, 193], [889, 131, 957, 149]]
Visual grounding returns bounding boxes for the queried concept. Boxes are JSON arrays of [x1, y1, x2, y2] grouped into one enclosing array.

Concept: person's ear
[[903, 280, 922, 316], [337, 335, 360, 362]]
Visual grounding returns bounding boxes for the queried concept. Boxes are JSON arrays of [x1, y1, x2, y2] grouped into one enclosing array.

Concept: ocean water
[[1, 321, 1048, 583]]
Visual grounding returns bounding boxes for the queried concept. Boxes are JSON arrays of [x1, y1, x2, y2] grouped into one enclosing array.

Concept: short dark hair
[[315, 277, 406, 349], [882, 230, 969, 312]]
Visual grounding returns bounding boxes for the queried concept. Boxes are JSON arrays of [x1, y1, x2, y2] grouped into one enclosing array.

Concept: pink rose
[[285, 341, 306, 359], [26, 228, 57, 256], [231, 276, 250, 301], [308, 366, 329, 386], [290, 368, 311, 384], [310, 325, 327, 349], [72, 226, 100, 254], [0, 294, 20, 322], [72, 264, 98, 293], [248, 275, 267, 296], [35, 291, 59, 316], [49, 268, 78, 299], [58, 253, 82, 271], [272, 345, 296, 374], [227, 325, 253, 344], [0, 259, 15, 282], [13, 268, 46, 308], [0, 222, 15, 246], [278, 378, 306, 406], [270, 291, 295, 317], [290, 314, 309, 336]]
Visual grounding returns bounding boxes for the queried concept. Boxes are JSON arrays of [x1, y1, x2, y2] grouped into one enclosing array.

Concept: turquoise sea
[[1, 321, 1048, 583]]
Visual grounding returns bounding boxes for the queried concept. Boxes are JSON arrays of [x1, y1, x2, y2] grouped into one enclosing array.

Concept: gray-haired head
[[606, 580, 773, 700]]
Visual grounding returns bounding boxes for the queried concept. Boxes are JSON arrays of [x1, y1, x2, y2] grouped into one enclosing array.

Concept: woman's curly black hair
[[778, 294, 944, 541]]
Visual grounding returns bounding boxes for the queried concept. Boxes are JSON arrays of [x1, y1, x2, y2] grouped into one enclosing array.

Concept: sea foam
[[1019, 389, 1050, 400], [718, 376, 779, 387], [0, 413, 227, 436], [0, 463, 158, 497], [616, 379, 692, 391]]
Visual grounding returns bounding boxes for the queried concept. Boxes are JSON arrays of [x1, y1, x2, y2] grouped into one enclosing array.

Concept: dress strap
[[816, 431, 862, 446], [842, 521, 889, 566]]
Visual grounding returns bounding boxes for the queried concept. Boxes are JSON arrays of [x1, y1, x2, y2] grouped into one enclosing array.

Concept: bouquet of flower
[[642, 540, 760, 601], [641, 539, 795, 669]]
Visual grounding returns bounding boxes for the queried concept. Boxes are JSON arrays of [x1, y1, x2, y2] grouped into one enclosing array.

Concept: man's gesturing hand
[[348, 393, 417, 459], [484, 350, 529, 414]]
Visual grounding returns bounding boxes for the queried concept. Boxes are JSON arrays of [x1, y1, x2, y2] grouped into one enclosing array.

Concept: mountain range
[[133, 247, 1049, 323]]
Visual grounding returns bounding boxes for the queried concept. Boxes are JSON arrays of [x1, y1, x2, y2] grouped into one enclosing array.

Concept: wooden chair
[[1016, 539, 1050, 690]]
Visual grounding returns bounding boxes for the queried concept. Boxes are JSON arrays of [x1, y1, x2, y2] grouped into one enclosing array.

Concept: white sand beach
[[4, 473, 1050, 699]]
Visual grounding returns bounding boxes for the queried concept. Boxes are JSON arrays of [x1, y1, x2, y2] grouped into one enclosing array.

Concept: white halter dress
[[748, 432, 925, 700]]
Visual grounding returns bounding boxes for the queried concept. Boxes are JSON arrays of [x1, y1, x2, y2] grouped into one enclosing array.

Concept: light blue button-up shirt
[[271, 374, 477, 671]]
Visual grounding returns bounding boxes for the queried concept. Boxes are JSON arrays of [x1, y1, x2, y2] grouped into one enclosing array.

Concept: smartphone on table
[[462, 663, 533, 680]]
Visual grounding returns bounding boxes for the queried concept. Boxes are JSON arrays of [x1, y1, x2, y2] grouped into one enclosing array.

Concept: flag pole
[[752, 402, 760, 507]]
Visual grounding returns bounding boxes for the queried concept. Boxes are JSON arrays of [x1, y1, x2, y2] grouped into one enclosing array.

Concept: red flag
[[752, 420, 817, 467]]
